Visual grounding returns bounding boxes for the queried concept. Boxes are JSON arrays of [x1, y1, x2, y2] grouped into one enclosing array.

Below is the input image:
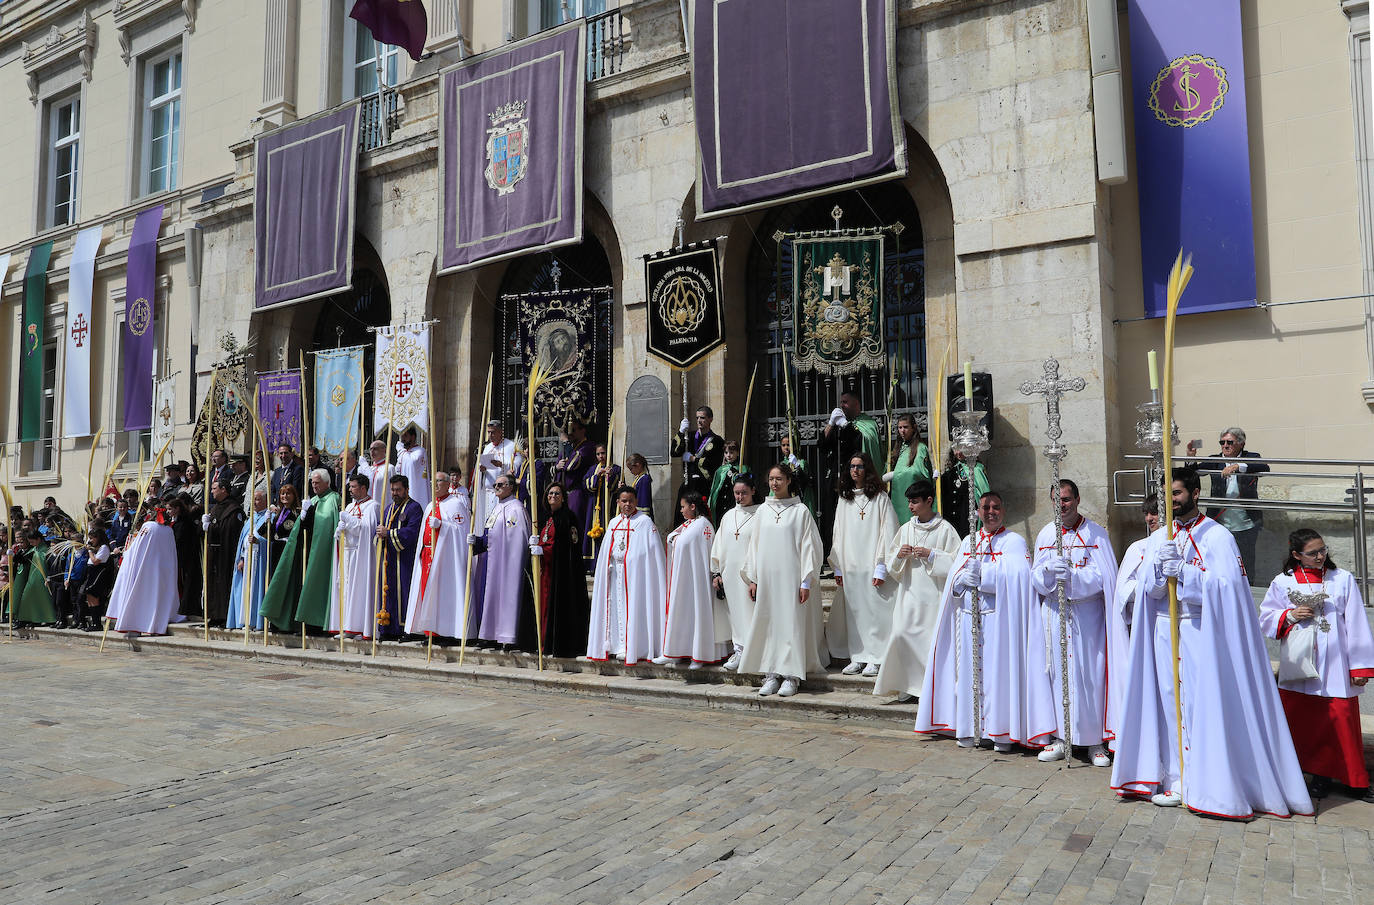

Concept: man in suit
[[1187, 427, 1269, 582], [271, 445, 306, 502], [209, 449, 233, 490], [228, 454, 251, 503]]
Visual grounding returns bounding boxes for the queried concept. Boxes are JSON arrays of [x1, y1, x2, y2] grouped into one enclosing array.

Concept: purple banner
[[254, 105, 360, 310], [257, 370, 304, 454], [1127, 0, 1256, 317], [691, 0, 905, 217], [438, 20, 584, 274], [122, 204, 163, 431]]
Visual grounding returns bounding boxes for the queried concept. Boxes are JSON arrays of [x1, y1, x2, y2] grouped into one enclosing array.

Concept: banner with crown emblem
[[1127, 0, 1255, 317], [314, 345, 365, 457], [374, 323, 431, 435], [644, 243, 724, 371], [152, 374, 177, 451], [437, 20, 585, 274], [254, 105, 360, 310], [792, 237, 884, 377]]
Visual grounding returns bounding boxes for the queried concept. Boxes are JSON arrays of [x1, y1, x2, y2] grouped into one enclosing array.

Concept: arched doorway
[[743, 183, 927, 474], [494, 235, 615, 461]]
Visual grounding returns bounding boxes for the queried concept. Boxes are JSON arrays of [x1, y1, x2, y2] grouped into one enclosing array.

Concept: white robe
[[1110, 515, 1312, 819], [663, 516, 727, 662], [1258, 568, 1374, 699], [365, 462, 395, 509], [476, 438, 522, 531], [1029, 516, 1127, 748], [587, 512, 665, 664], [395, 443, 431, 508], [107, 522, 180, 635], [710, 504, 760, 652], [827, 492, 897, 663], [404, 491, 471, 638], [872, 515, 961, 697], [328, 497, 379, 637], [915, 527, 1058, 746], [1114, 537, 1151, 632], [739, 497, 824, 680]]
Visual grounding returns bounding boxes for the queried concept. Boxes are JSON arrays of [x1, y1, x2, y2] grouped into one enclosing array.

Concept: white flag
[[152, 374, 177, 450], [64, 225, 103, 438], [373, 322, 431, 436]]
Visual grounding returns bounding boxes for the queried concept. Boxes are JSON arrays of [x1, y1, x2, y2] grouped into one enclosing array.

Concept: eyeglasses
[[1298, 547, 1328, 557], [848, 463, 866, 470], [1219, 439, 1238, 446]]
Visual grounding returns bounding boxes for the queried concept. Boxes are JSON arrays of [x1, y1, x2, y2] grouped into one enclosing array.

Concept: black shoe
[[1307, 776, 1333, 799]]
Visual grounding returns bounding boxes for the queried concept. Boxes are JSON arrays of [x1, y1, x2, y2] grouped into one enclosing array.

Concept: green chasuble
[[261, 492, 341, 630], [11, 544, 56, 623], [888, 441, 933, 525], [849, 414, 883, 470]]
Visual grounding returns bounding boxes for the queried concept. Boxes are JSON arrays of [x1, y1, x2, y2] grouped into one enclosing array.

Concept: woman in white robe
[[711, 474, 761, 671], [873, 480, 961, 701], [329, 475, 381, 637], [107, 513, 180, 636], [656, 492, 727, 666], [830, 452, 897, 677], [587, 485, 665, 664], [739, 463, 824, 698]]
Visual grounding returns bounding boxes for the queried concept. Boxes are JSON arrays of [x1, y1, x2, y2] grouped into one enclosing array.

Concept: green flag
[[20, 242, 53, 442]]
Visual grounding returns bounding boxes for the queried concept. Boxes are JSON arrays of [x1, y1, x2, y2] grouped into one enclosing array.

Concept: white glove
[[680, 419, 690, 433], [529, 544, 543, 557], [1049, 556, 1071, 581], [467, 534, 478, 546], [786, 453, 801, 467], [881, 471, 895, 483], [1161, 557, 1184, 579], [201, 514, 211, 530], [682, 452, 694, 464], [1154, 542, 1183, 577], [529, 534, 540, 546], [827, 407, 848, 428], [395, 439, 404, 453], [302, 496, 315, 512], [963, 559, 982, 587]]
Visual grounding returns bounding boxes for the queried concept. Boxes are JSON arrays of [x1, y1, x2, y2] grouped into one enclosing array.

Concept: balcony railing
[[359, 88, 401, 152], [587, 9, 626, 81]]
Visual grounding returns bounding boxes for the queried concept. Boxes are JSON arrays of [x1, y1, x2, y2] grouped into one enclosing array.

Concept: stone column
[[260, 0, 300, 124]]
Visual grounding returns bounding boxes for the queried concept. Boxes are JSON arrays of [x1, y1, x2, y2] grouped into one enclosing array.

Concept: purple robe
[[477, 495, 532, 645], [556, 440, 597, 568], [628, 471, 654, 520], [584, 463, 621, 566], [378, 497, 425, 638]]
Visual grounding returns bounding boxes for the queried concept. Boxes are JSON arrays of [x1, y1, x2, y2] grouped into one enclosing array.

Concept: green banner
[[792, 236, 884, 376], [20, 241, 53, 442]]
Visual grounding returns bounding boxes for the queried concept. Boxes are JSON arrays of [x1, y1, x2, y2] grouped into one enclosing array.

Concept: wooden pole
[[202, 370, 217, 642], [337, 389, 363, 654], [374, 373, 396, 659], [244, 386, 258, 647], [526, 360, 547, 671], [458, 355, 494, 667], [738, 363, 758, 468], [424, 347, 438, 663]]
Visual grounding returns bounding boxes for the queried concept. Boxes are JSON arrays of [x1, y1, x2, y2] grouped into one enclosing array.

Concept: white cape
[[710, 504, 760, 651], [404, 491, 471, 638], [1257, 568, 1374, 699], [108, 522, 180, 635], [663, 517, 728, 662], [1114, 536, 1151, 632], [587, 512, 665, 664], [328, 498, 380, 637], [872, 515, 961, 697]]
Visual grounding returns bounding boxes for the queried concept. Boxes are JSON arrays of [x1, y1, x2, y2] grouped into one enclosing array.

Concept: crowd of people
[[2, 411, 1370, 821]]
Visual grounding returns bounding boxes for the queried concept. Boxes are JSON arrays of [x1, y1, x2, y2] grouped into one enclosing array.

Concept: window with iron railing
[[586, 8, 624, 81]]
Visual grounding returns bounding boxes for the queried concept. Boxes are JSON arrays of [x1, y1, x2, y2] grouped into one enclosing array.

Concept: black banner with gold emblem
[[644, 242, 724, 370]]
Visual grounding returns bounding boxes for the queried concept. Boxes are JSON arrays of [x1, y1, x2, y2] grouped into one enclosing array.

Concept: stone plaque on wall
[[626, 375, 669, 465]]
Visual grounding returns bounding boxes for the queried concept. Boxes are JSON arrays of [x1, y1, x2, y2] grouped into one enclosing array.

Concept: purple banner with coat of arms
[[437, 20, 585, 274], [254, 105, 360, 310], [1127, 0, 1256, 318], [690, 0, 906, 218]]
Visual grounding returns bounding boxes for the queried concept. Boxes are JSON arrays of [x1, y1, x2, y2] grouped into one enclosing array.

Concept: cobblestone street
[[3, 640, 1373, 905]]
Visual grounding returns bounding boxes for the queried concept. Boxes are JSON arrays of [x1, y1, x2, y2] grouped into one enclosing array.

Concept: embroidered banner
[[374, 323, 431, 435], [516, 289, 607, 432], [254, 105, 360, 310], [690, 0, 905, 217], [437, 20, 585, 274], [19, 241, 53, 442], [122, 204, 163, 431], [191, 361, 250, 466], [257, 370, 304, 453], [792, 236, 884, 376], [63, 225, 102, 438], [314, 345, 366, 456], [1127, 0, 1256, 317], [152, 374, 177, 451], [644, 243, 724, 371]]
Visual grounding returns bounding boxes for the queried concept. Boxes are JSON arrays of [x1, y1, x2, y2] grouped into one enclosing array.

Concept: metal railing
[[587, 9, 626, 80], [359, 89, 400, 152], [1114, 454, 1372, 603]]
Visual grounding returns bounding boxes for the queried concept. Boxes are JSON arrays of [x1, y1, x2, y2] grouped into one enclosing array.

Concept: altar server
[[656, 491, 726, 667], [404, 470, 470, 640], [1113, 495, 1160, 633], [470, 472, 530, 650], [587, 485, 665, 664], [831, 452, 897, 677], [711, 473, 762, 671], [330, 474, 380, 637]]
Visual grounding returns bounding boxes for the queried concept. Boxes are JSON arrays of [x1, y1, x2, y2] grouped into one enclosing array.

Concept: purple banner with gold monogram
[[690, 0, 906, 217], [254, 105, 360, 310], [437, 20, 584, 274], [122, 204, 163, 431], [1127, 0, 1256, 318]]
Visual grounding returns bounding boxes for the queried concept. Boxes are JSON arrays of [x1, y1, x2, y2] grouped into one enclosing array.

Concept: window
[[46, 93, 80, 228], [27, 340, 59, 473], [142, 48, 181, 195], [1345, 1, 1374, 396], [529, 0, 606, 35], [344, 20, 399, 99]]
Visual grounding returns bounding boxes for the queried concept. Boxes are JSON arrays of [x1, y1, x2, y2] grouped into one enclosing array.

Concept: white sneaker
[[1150, 791, 1182, 807], [722, 651, 742, 671], [651, 655, 673, 665], [993, 742, 1013, 753], [841, 661, 864, 675], [688, 661, 705, 670], [861, 662, 880, 678], [778, 678, 799, 697], [759, 675, 782, 696], [894, 692, 917, 704], [1089, 745, 1111, 767], [1037, 740, 1068, 763], [956, 737, 977, 748]]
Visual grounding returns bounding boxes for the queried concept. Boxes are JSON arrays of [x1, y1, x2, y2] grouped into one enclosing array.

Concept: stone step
[[19, 623, 920, 729]]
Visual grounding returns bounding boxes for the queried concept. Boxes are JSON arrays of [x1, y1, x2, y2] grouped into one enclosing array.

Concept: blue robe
[[228, 510, 269, 630], [378, 497, 424, 637]]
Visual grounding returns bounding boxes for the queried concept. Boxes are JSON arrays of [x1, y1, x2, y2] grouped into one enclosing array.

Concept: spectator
[[1188, 428, 1269, 581]]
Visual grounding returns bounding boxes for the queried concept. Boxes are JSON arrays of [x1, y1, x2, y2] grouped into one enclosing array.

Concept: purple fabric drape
[[122, 205, 164, 431]]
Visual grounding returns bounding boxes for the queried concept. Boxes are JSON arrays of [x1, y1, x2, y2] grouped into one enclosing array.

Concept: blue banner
[[314, 346, 365, 457], [1127, 0, 1256, 318]]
